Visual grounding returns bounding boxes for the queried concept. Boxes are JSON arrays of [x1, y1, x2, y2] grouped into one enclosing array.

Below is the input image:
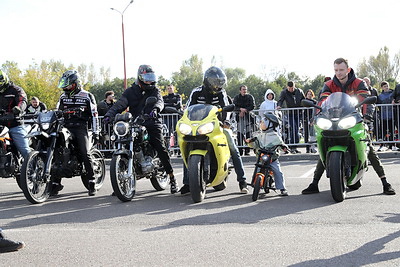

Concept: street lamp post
[[111, 0, 134, 89]]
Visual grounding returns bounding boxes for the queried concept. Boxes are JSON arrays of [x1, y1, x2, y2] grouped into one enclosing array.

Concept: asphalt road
[[1, 157, 400, 266]]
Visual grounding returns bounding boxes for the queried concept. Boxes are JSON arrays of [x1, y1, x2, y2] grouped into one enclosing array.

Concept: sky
[[1, 0, 400, 81]]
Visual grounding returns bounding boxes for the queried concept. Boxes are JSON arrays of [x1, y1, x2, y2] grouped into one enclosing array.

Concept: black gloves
[[149, 108, 158, 119], [103, 116, 111, 127], [92, 133, 99, 144], [12, 106, 22, 116]]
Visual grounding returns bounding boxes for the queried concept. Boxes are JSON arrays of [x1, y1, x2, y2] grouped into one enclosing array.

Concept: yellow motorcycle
[[176, 103, 234, 203]]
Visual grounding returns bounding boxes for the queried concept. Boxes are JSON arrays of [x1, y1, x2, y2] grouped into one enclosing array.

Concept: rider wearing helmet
[[104, 65, 179, 194], [180, 66, 249, 194], [55, 70, 100, 196], [0, 70, 30, 158]]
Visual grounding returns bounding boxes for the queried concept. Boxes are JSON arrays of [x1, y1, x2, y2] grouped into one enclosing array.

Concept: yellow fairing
[[176, 105, 231, 187]]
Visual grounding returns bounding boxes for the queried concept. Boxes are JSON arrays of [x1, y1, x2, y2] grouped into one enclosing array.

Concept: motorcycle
[[20, 108, 106, 204], [302, 92, 376, 202], [0, 111, 25, 189], [176, 103, 235, 203], [109, 97, 169, 202]]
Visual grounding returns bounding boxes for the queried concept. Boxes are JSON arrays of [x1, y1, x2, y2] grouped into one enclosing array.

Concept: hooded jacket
[[259, 89, 277, 112]]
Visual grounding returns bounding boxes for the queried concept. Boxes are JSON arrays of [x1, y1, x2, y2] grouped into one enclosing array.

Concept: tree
[[171, 55, 203, 102], [357, 46, 400, 86]]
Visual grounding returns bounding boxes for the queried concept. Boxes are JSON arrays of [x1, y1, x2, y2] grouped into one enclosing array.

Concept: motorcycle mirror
[[145, 96, 158, 106], [301, 99, 322, 110], [222, 104, 235, 112], [356, 96, 377, 108]]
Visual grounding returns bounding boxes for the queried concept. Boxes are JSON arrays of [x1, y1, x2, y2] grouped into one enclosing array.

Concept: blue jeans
[[9, 125, 31, 159], [270, 159, 286, 190], [182, 129, 246, 185], [288, 114, 300, 144]]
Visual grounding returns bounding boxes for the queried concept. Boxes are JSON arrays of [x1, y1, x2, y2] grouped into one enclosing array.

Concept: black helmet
[[137, 64, 157, 91], [262, 112, 282, 131], [203, 66, 227, 94], [0, 70, 10, 93], [58, 70, 80, 95]]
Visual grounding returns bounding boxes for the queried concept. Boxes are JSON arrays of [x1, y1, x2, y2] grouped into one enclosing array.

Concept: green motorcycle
[[302, 92, 376, 202]]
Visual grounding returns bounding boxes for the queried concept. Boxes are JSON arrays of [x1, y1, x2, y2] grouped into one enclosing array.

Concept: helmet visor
[[207, 76, 226, 90], [58, 76, 73, 89], [140, 73, 157, 83]]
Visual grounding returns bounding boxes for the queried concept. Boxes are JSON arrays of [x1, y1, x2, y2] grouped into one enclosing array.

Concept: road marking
[[300, 167, 316, 178]]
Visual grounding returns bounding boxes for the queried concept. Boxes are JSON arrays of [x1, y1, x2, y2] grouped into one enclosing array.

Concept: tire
[[15, 174, 23, 190], [328, 151, 346, 202], [81, 149, 106, 190], [20, 151, 50, 204], [110, 155, 136, 202], [188, 155, 206, 203], [252, 175, 262, 201], [213, 180, 226, 191], [348, 180, 362, 191], [264, 174, 274, 194], [150, 158, 169, 191]]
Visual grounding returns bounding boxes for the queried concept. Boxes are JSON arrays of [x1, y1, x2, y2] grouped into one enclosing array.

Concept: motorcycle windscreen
[[187, 104, 214, 121], [321, 92, 358, 119]]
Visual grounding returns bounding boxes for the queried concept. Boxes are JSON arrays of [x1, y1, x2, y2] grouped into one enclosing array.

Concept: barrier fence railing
[[94, 104, 400, 154]]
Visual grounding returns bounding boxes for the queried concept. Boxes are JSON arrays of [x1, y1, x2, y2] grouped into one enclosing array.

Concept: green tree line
[[2, 46, 399, 109]]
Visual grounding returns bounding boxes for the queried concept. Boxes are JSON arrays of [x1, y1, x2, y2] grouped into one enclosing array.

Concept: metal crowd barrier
[[91, 104, 400, 155]]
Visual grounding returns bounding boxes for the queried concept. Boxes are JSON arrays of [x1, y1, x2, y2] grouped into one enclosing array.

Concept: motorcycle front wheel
[[110, 155, 136, 202], [81, 149, 106, 190], [20, 151, 50, 204], [188, 155, 206, 203], [252, 175, 263, 201], [328, 151, 346, 202]]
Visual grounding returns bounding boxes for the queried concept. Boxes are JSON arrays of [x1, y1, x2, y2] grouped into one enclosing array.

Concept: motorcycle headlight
[[338, 116, 357, 129], [179, 123, 192, 135], [114, 121, 129, 137], [41, 123, 50, 130], [197, 122, 214, 135], [316, 118, 332, 130]]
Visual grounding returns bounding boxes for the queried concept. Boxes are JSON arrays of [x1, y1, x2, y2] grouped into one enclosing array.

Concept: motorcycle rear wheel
[[150, 158, 169, 191], [329, 151, 346, 202], [110, 155, 136, 202], [20, 151, 50, 204], [81, 149, 106, 190], [188, 155, 206, 203]]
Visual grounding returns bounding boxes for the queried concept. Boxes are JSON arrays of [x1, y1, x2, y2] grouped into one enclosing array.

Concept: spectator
[[162, 84, 183, 156], [304, 89, 317, 153], [391, 83, 400, 144], [97, 91, 115, 117], [363, 77, 379, 140], [233, 85, 256, 156], [377, 81, 396, 151], [25, 96, 47, 114], [277, 81, 305, 153]]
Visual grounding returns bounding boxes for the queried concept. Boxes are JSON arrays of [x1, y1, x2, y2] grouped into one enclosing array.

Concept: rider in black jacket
[[56, 70, 100, 196], [104, 65, 178, 194]]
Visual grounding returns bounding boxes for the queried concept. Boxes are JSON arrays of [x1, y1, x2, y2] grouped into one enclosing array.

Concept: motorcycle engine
[[141, 155, 155, 173]]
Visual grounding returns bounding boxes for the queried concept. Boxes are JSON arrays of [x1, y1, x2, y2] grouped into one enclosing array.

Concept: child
[[246, 112, 288, 196]]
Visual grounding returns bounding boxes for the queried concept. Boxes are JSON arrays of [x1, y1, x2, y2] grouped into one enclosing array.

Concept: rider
[[179, 66, 248, 194], [301, 57, 396, 195], [0, 70, 30, 159], [56, 70, 100, 196], [103, 65, 179, 194]]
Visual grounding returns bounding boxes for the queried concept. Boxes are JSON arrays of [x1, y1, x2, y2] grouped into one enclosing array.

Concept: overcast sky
[[1, 0, 399, 81]]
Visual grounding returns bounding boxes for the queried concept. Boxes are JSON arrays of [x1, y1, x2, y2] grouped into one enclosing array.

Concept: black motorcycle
[[20, 108, 106, 204], [110, 97, 169, 202]]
